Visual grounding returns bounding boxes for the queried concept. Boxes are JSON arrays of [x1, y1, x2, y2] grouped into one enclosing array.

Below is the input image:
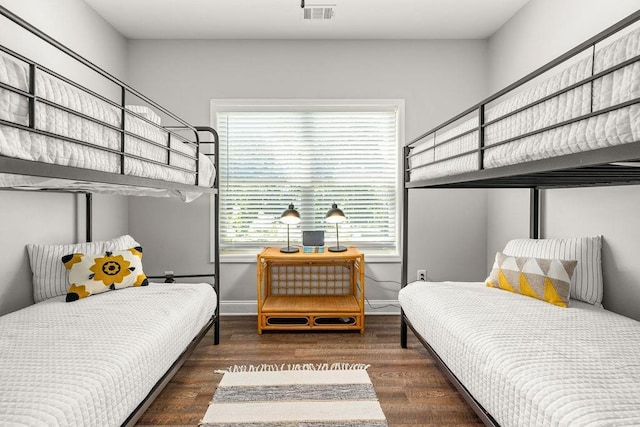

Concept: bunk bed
[[0, 5, 220, 427], [400, 10, 640, 427]]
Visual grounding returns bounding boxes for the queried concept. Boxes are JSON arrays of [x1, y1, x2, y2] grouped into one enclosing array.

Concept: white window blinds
[[216, 107, 399, 253]]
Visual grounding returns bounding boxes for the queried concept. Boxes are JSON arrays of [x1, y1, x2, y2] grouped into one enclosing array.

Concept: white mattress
[[0, 282, 217, 427], [0, 173, 206, 202], [0, 53, 215, 193], [408, 117, 480, 181], [408, 25, 640, 182], [399, 281, 640, 426]]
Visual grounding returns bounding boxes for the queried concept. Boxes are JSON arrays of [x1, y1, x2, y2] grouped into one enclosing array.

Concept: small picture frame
[[302, 230, 325, 247]]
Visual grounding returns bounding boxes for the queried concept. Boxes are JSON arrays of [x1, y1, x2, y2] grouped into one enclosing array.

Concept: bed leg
[[400, 312, 408, 348], [213, 316, 220, 345]]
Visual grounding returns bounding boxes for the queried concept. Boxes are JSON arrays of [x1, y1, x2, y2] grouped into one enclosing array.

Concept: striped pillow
[[502, 236, 603, 306], [27, 235, 140, 303]]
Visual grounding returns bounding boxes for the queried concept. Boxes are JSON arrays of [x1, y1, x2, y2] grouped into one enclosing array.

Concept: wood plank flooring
[[136, 315, 483, 427]]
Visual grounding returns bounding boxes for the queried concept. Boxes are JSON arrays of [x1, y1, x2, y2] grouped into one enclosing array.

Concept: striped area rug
[[200, 363, 388, 427]]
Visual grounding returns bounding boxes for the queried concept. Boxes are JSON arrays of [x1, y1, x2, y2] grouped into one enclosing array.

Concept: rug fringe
[[215, 362, 370, 374]]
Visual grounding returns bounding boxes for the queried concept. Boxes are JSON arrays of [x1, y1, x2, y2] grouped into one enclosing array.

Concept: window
[[211, 99, 403, 259]]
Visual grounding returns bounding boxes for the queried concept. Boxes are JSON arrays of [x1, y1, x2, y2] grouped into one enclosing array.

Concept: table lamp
[[280, 203, 301, 253], [325, 203, 347, 252]]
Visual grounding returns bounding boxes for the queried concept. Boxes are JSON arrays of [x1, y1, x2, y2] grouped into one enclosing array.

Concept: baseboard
[[220, 300, 400, 316], [362, 300, 401, 315]]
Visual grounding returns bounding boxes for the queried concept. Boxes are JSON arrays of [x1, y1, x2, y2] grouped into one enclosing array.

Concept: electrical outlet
[[417, 269, 426, 281]]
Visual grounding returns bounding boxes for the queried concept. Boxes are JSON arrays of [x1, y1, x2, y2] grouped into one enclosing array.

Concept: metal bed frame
[[405, 9, 640, 191], [400, 10, 640, 427], [0, 5, 215, 193], [0, 5, 220, 426]]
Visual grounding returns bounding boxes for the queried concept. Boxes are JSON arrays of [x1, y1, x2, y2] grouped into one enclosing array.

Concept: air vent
[[303, 5, 335, 20]]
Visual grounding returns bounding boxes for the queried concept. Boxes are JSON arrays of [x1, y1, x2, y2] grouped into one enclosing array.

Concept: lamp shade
[[325, 203, 347, 252], [280, 203, 301, 225], [325, 203, 346, 224]]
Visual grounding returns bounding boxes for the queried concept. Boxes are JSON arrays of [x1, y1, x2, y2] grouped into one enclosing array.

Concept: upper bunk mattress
[[0, 53, 215, 189], [408, 23, 640, 182], [0, 282, 216, 427], [399, 281, 640, 427]]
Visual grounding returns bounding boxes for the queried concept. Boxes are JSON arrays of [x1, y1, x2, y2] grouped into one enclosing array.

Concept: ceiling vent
[[302, 4, 336, 20]]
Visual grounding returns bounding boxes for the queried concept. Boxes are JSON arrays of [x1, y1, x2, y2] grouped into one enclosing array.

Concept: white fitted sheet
[[408, 25, 640, 182], [399, 281, 640, 426], [0, 53, 215, 193], [0, 282, 216, 427]]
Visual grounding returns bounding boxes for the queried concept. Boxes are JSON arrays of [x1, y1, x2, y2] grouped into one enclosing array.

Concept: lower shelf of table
[[258, 295, 364, 333]]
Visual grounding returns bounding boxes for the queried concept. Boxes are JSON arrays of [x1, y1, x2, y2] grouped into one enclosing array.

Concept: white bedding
[[399, 281, 640, 426], [0, 282, 216, 427], [0, 53, 215, 193], [0, 173, 206, 202], [409, 25, 640, 182]]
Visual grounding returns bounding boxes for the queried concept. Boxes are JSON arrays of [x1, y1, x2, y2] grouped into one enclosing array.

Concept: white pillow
[[27, 235, 140, 302], [502, 236, 603, 306]]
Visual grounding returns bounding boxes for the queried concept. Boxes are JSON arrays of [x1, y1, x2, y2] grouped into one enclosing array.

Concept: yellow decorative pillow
[[485, 252, 577, 308], [62, 247, 148, 302]]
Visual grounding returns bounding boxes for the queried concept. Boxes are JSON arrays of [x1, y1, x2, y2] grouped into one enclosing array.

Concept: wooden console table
[[256, 246, 365, 334]]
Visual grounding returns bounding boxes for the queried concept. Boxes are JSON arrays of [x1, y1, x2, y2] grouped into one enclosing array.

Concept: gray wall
[[11, 0, 636, 320], [486, 0, 640, 320], [0, 0, 129, 314], [126, 39, 490, 313]]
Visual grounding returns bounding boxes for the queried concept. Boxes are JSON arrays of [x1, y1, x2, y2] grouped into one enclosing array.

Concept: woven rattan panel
[[269, 263, 352, 295]]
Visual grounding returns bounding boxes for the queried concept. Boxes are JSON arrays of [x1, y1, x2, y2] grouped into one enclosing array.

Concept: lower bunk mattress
[[399, 281, 640, 426], [0, 282, 217, 426]]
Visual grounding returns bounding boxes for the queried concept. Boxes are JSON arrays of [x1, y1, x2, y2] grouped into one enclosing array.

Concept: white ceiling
[[83, 0, 530, 40]]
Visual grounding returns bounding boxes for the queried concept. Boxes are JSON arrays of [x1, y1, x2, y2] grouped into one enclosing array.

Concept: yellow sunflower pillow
[[62, 247, 149, 302]]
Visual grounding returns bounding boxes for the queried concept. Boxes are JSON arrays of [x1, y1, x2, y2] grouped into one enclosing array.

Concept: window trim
[[210, 99, 405, 264]]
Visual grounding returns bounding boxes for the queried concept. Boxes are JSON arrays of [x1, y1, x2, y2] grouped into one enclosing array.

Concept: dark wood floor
[[137, 315, 483, 427]]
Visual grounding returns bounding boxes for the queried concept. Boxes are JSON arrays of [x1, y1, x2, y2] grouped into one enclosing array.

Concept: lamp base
[[280, 246, 299, 253], [328, 245, 347, 252]]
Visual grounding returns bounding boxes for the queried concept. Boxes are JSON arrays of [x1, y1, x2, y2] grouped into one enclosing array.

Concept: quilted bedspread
[[399, 281, 640, 427], [0, 282, 216, 426], [0, 53, 215, 189]]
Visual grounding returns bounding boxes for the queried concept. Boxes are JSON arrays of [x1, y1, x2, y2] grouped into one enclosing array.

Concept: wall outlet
[[417, 269, 427, 281]]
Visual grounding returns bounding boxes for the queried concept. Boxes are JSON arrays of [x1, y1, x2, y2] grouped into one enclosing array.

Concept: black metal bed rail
[[0, 118, 197, 176], [0, 44, 200, 174], [0, 6, 210, 185], [405, 9, 640, 180], [481, 53, 640, 129], [407, 95, 640, 174], [406, 9, 640, 150], [0, 82, 198, 164], [407, 55, 640, 175], [0, 6, 196, 134], [0, 42, 198, 152], [165, 126, 220, 190]]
